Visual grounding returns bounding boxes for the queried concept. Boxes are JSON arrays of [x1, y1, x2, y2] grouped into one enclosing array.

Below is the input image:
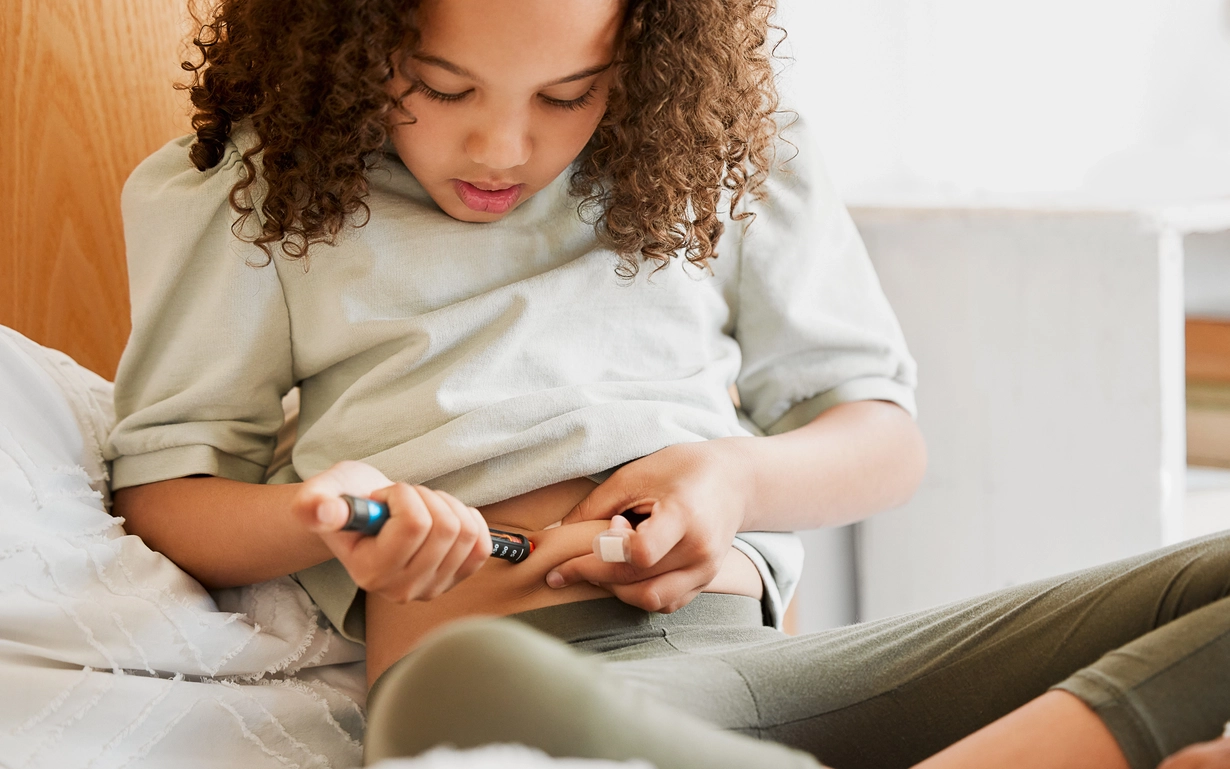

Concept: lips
[[453, 180, 524, 214]]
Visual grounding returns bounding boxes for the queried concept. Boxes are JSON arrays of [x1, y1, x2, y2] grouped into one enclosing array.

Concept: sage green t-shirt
[[104, 121, 917, 629]]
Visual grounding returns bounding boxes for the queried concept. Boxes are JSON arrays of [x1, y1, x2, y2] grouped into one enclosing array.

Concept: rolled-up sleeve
[[732, 118, 917, 436], [104, 134, 294, 490]]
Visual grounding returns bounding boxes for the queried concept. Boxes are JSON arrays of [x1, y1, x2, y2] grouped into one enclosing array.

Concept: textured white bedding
[[0, 327, 645, 769], [0, 326, 367, 768]]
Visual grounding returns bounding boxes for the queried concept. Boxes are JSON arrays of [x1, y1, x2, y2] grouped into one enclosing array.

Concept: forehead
[[415, 0, 623, 84]]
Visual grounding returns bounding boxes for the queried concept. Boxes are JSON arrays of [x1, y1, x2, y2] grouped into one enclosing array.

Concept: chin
[[441, 205, 513, 224]]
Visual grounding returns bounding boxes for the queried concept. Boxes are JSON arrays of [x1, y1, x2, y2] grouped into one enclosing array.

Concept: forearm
[[734, 399, 926, 531], [112, 475, 333, 589]]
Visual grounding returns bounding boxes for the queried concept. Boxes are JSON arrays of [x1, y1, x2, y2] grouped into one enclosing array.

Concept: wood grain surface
[[1, 0, 193, 380]]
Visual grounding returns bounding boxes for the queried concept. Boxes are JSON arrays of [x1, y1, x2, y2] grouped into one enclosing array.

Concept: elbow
[[112, 485, 157, 542], [889, 418, 927, 509], [112, 486, 229, 590]]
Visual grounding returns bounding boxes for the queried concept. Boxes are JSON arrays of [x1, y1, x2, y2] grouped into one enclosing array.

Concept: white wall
[[774, 2, 1228, 631], [854, 207, 1187, 621], [775, 0, 1230, 206]]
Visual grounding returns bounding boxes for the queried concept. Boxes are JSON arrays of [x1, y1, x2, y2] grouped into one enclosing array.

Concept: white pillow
[[0, 326, 367, 768], [0, 326, 116, 509], [0, 324, 368, 673]]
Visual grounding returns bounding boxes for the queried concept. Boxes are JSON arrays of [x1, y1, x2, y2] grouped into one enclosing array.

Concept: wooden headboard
[[1, 0, 193, 381]]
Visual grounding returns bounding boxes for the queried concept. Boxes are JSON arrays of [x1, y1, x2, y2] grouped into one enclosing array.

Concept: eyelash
[[412, 82, 598, 111], [541, 84, 598, 111], [412, 82, 469, 103]]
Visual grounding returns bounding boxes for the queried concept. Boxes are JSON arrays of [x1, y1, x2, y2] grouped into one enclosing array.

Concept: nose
[[464, 108, 532, 171]]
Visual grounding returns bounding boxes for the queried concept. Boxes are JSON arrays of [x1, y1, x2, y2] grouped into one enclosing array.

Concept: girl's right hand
[[290, 460, 492, 603]]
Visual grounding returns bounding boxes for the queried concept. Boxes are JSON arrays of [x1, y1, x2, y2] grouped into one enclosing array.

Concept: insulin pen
[[338, 494, 534, 563]]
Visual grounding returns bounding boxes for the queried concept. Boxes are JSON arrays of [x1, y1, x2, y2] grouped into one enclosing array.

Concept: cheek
[[394, 107, 461, 170], [539, 109, 605, 165]]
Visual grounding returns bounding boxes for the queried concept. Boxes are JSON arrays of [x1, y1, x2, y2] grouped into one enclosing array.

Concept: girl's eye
[[409, 80, 598, 111], [540, 84, 598, 112], [412, 81, 471, 103]]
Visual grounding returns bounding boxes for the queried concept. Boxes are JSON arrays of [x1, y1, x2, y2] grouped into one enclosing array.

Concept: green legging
[[366, 531, 1230, 769]]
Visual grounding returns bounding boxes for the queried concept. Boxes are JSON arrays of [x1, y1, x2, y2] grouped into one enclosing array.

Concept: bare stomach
[[365, 476, 763, 682]]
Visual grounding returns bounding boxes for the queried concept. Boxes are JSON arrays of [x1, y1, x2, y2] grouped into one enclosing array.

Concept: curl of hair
[[182, 0, 781, 274], [573, 0, 782, 277], [182, 0, 420, 265]]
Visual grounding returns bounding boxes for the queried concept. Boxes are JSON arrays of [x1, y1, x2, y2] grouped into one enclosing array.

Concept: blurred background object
[[775, 0, 1230, 208], [775, 0, 1230, 633]]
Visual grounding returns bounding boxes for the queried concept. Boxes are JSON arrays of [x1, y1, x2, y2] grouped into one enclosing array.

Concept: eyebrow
[[412, 53, 612, 88]]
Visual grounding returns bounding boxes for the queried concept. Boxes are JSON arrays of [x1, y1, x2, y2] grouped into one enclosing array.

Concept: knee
[[1157, 534, 1230, 619], [369, 617, 550, 713], [365, 618, 604, 763], [404, 617, 567, 691]]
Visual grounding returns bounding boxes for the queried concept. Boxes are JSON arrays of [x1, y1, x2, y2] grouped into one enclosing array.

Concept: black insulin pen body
[[338, 494, 534, 563]]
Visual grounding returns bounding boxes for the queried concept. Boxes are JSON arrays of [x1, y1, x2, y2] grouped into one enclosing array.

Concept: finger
[[367, 487, 454, 600], [293, 461, 387, 532], [342, 483, 433, 591], [606, 569, 708, 613], [560, 466, 652, 525], [292, 482, 351, 533], [546, 551, 675, 589], [1159, 738, 1230, 769], [588, 514, 636, 563], [307, 482, 396, 559], [454, 504, 493, 582], [313, 496, 351, 532], [627, 502, 690, 569], [398, 487, 466, 597], [560, 488, 620, 526], [313, 526, 367, 567], [609, 514, 634, 531], [430, 492, 488, 587]]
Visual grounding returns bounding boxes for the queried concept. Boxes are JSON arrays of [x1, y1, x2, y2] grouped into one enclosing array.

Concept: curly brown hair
[[183, 0, 783, 275]]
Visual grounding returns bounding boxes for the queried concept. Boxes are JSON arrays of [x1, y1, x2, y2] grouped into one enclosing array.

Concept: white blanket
[[0, 327, 645, 769]]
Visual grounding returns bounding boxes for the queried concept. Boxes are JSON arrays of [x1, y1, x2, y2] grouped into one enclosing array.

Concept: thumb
[[293, 488, 350, 533], [311, 496, 350, 533], [608, 514, 634, 531], [561, 479, 637, 526]]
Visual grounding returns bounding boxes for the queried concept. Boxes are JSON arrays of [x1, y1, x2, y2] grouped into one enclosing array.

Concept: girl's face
[[387, 0, 623, 222]]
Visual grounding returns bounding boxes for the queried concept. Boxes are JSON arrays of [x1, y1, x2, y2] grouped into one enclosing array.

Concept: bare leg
[[913, 691, 1129, 769], [364, 518, 613, 686]]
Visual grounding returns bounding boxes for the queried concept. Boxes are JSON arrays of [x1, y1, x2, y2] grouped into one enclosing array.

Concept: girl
[[105, 1, 1230, 767]]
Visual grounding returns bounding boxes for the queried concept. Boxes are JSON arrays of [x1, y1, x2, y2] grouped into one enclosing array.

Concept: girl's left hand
[[544, 439, 754, 612], [1159, 736, 1230, 769]]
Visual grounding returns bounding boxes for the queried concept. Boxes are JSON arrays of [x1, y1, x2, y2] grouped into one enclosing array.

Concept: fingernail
[[546, 571, 565, 588], [544, 520, 562, 530], [316, 500, 342, 528]]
